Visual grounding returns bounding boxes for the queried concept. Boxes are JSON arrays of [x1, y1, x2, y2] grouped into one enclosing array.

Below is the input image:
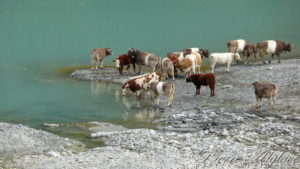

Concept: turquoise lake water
[[0, 0, 299, 129]]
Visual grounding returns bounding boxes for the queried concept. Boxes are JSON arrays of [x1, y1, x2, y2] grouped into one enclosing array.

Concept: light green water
[[0, 0, 299, 129]]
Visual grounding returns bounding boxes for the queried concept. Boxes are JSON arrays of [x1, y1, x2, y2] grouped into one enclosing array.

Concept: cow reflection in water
[[121, 92, 160, 123], [90, 80, 120, 101], [91, 80, 160, 123]]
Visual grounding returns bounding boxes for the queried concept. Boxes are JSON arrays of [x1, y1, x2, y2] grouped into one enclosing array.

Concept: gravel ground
[[2, 59, 300, 168]]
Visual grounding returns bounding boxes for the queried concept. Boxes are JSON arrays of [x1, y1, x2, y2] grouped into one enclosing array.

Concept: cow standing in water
[[127, 48, 161, 74], [256, 40, 292, 64], [91, 48, 112, 69]]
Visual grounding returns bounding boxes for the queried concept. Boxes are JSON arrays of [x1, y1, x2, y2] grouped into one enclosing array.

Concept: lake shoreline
[[2, 59, 300, 168]]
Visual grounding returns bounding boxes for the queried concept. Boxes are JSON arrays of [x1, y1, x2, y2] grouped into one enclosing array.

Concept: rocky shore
[[1, 59, 300, 168]]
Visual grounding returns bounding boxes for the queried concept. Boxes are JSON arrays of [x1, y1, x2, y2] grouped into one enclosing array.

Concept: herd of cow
[[90, 39, 293, 108]]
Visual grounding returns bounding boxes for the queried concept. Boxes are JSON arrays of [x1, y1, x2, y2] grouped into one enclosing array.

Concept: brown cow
[[252, 81, 277, 109], [186, 73, 216, 96], [243, 44, 257, 65], [113, 54, 136, 75], [256, 40, 292, 64], [91, 48, 112, 69]]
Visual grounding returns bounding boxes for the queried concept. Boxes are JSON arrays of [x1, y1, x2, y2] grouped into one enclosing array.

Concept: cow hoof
[[269, 61, 272, 63]]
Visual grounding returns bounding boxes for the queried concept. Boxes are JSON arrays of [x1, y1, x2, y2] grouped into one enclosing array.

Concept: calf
[[243, 44, 257, 65], [209, 53, 240, 73], [179, 52, 202, 74], [113, 54, 136, 75], [149, 82, 175, 106], [252, 81, 277, 109], [186, 73, 216, 96], [91, 48, 112, 69], [122, 72, 161, 98], [127, 48, 161, 74], [161, 58, 175, 80], [256, 40, 292, 64]]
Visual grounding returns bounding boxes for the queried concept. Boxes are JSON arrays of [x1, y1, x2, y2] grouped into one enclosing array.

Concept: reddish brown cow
[[185, 73, 216, 96], [113, 54, 136, 75]]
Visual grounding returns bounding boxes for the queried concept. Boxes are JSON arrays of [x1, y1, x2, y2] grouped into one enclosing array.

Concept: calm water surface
[[0, 0, 299, 129]]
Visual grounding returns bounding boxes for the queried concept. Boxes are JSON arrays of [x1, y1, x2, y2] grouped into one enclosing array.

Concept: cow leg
[[119, 65, 123, 75], [210, 63, 215, 73], [244, 56, 249, 65], [273, 96, 276, 108], [132, 63, 136, 74], [226, 62, 231, 72], [138, 64, 142, 74], [95, 58, 98, 70], [126, 65, 130, 73], [259, 51, 266, 64], [171, 67, 175, 80], [152, 65, 156, 72], [174, 67, 178, 78], [269, 54, 275, 63], [256, 96, 259, 109], [209, 84, 214, 96], [276, 52, 281, 63], [100, 60, 104, 68], [268, 97, 271, 107], [136, 90, 142, 99], [155, 94, 160, 105], [91, 57, 95, 70]]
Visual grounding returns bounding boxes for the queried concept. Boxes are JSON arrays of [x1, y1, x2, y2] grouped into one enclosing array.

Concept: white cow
[[210, 53, 240, 73]]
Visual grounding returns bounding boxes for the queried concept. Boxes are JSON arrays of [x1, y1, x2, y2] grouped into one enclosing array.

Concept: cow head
[[122, 82, 130, 96], [185, 74, 192, 83], [127, 48, 137, 58], [234, 53, 241, 62], [105, 48, 112, 56], [284, 42, 292, 52], [199, 49, 209, 58], [114, 59, 120, 68]]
